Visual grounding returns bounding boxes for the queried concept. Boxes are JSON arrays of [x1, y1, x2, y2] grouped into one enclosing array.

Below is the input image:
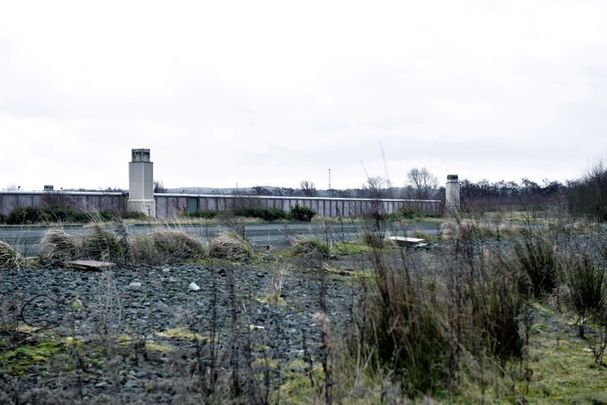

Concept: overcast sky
[[1, 0, 606, 191]]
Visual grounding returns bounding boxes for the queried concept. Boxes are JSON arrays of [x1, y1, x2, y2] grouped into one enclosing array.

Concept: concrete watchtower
[[128, 149, 156, 217], [445, 174, 461, 213]]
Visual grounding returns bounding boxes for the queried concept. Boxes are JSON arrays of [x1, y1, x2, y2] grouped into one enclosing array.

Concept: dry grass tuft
[[129, 235, 161, 265], [153, 230, 206, 262], [0, 240, 25, 270], [289, 238, 331, 258], [81, 224, 125, 262], [38, 230, 80, 264], [208, 231, 254, 261], [129, 230, 206, 265]]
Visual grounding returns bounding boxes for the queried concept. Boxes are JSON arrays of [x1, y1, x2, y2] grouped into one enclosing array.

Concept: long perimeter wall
[[0, 192, 443, 218], [154, 194, 443, 218]]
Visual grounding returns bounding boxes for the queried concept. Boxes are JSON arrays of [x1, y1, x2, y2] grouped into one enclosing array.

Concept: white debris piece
[[188, 282, 201, 292]]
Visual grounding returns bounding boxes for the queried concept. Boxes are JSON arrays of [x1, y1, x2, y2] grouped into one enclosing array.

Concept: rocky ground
[[0, 256, 367, 404]]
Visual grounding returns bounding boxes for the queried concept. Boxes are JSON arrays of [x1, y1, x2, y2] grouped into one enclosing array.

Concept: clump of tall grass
[[348, 228, 532, 398], [469, 248, 530, 359], [514, 231, 557, 298], [560, 250, 606, 337], [360, 231, 385, 248], [357, 252, 455, 395], [208, 231, 254, 261], [128, 230, 207, 265], [289, 238, 331, 258], [440, 219, 497, 241], [0, 241, 25, 270], [81, 224, 125, 262], [128, 235, 161, 264], [153, 230, 206, 262], [38, 230, 80, 264]]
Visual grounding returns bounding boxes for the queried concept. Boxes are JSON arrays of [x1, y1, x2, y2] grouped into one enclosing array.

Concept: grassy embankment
[[1, 207, 607, 402]]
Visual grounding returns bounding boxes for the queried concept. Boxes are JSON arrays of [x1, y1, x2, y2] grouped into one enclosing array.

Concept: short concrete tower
[[128, 149, 156, 217], [445, 174, 461, 213]]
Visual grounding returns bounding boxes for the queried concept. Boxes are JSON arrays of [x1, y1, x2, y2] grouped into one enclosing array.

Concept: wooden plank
[[387, 236, 426, 247], [64, 260, 115, 271]]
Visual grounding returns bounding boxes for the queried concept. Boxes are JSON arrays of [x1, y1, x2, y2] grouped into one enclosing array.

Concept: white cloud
[[1, 0, 606, 190]]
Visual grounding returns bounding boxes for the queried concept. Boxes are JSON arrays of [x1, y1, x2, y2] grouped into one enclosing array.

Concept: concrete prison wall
[[0, 192, 443, 218], [154, 194, 443, 218], [0, 192, 127, 217]]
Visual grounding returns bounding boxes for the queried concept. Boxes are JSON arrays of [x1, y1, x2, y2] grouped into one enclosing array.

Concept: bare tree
[[252, 186, 271, 196], [407, 168, 438, 199], [154, 180, 167, 193], [300, 180, 317, 197], [363, 176, 389, 199]]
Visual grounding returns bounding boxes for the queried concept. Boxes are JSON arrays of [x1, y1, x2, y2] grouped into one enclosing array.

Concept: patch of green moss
[[259, 293, 286, 306], [275, 364, 324, 404], [333, 241, 371, 256], [0, 339, 64, 375], [145, 341, 175, 353], [155, 327, 210, 342]]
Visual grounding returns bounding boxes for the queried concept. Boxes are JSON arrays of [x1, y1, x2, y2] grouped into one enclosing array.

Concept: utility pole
[[328, 168, 332, 190]]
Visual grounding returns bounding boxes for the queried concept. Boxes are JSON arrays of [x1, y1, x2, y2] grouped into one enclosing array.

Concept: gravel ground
[[0, 260, 363, 404]]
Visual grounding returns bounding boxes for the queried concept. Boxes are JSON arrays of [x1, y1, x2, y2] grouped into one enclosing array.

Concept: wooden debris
[[387, 236, 426, 248], [64, 260, 115, 271]]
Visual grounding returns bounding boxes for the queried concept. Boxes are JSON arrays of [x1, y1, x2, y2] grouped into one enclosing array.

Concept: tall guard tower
[[445, 174, 461, 213], [128, 149, 156, 217]]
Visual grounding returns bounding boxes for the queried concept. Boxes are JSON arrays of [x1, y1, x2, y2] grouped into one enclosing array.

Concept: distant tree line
[[460, 178, 565, 210]]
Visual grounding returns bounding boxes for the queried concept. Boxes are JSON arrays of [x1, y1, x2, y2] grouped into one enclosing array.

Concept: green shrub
[[0, 214, 6, 224], [5, 206, 114, 224], [44, 206, 89, 223], [399, 207, 416, 219], [98, 210, 119, 221], [6, 207, 50, 224], [183, 210, 218, 219], [289, 204, 316, 222], [122, 211, 149, 220], [233, 208, 287, 221]]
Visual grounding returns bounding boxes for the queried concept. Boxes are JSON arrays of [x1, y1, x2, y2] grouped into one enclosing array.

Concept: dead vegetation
[[208, 231, 254, 261], [2, 212, 607, 402]]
